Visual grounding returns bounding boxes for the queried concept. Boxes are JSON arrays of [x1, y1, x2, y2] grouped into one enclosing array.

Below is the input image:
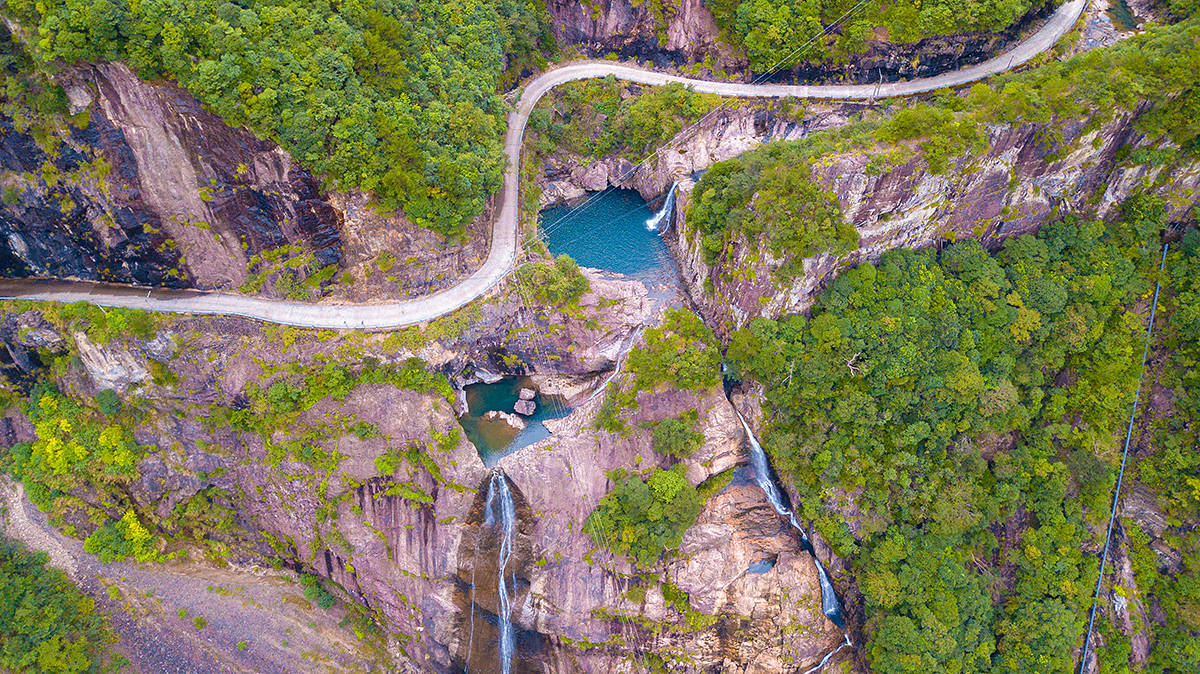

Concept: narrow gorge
[[1, 0, 1198, 673]]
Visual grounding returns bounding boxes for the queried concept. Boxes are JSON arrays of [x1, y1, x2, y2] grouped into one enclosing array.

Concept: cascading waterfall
[[644, 181, 677, 232], [738, 411, 806, 534], [734, 407, 852, 667], [482, 469, 517, 674]]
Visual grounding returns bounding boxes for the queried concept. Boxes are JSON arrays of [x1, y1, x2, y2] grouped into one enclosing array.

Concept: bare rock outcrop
[[0, 60, 486, 300], [486, 377, 843, 671], [546, 0, 734, 68], [538, 101, 833, 209], [665, 108, 1200, 333], [72, 330, 150, 391]]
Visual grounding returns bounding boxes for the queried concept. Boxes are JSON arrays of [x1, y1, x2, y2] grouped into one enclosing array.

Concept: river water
[[462, 190, 677, 461]]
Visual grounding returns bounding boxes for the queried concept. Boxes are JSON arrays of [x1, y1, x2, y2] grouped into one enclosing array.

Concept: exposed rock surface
[[538, 99, 839, 207], [0, 265, 845, 671], [665, 107, 1200, 332], [548, 0, 1060, 84], [486, 409, 528, 429], [491, 381, 843, 671], [545, 0, 733, 67], [72, 330, 149, 392], [0, 60, 487, 300]]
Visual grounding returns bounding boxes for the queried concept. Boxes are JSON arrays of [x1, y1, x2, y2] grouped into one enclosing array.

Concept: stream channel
[[458, 187, 681, 463], [461, 186, 851, 672]]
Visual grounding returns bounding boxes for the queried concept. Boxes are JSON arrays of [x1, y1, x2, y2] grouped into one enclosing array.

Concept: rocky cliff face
[[664, 107, 1199, 333], [537, 98, 857, 207], [0, 60, 487, 301], [547, 0, 1059, 84], [488, 383, 844, 672], [545, 0, 734, 67], [0, 263, 846, 671]]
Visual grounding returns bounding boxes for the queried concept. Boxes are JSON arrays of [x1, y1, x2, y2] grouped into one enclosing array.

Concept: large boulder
[[72, 331, 150, 392]]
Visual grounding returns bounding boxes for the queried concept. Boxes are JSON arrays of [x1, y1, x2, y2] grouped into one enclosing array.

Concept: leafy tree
[[0, 536, 120, 673], [514, 255, 590, 306], [650, 412, 704, 457], [83, 510, 162, 563], [626, 308, 722, 392], [8, 0, 551, 237], [585, 466, 702, 568], [93, 389, 120, 417], [858, 529, 995, 673]]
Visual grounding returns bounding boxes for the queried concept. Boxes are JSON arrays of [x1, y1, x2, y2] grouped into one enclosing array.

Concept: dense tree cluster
[[585, 465, 702, 568], [0, 536, 121, 673], [687, 17, 1200, 281], [596, 308, 720, 432], [528, 78, 717, 162], [706, 0, 1055, 70], [649, 411, 704, 458], [688, 150, 859, 278], [1122, 228, 1200, 671], [625, 308, 722, 392], [727, 201, 1168, 670], [5, 388, 145, 520], [512, 254, 590, 306], [6, 0, 550, 236]]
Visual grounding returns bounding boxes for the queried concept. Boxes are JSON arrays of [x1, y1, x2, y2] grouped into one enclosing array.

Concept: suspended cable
[[1077, 241, 1169, 673]]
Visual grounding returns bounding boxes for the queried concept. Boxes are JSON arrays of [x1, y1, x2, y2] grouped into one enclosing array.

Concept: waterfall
[[736, 410, 806, 535], [644, 182, 677, 232], [483, 470, 517, 674], [588, 327, 644, 402], [734, 408, 850, 636]]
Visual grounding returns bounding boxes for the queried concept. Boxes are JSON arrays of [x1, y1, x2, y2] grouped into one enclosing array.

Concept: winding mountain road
[[0, 0, 1086, 330]]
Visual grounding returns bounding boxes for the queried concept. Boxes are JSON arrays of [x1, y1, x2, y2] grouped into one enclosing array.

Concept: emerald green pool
[[458, 377, 570, 465], [540, 188, 675, 284]]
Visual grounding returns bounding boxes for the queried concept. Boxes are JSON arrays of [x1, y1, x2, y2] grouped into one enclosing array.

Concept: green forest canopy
[[706, 0, 1057, 70], [0, 536, 121, 673], [687, 15, 1200, 279], [585, 465, 702, 569], [727, 196, 1199, 671], [6, 0, 550, 237]]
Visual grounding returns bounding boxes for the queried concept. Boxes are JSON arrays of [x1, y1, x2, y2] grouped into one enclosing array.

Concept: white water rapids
[[643, 182, 677, 232]]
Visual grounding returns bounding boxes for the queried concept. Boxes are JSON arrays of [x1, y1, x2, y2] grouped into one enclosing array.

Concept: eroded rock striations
[[0, 262, 847, 671], [548, 0, 1060, 83], [539, 91, 1199, 335], [667, 109, 1200, 332], [545, 0, 731, 67], [0, 60, 486, 300]]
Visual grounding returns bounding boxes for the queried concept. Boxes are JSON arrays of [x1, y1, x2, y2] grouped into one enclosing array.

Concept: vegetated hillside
[[4, 0, 551, 237], [727, 201, 1198, 672], [0, 24, 490, 298], [548, 0, 1064, 83], [675, 15, 1200, 331], [0, 269, 846, 671], [706, 0, 1057, 70], [0, 534, 122, 671]]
